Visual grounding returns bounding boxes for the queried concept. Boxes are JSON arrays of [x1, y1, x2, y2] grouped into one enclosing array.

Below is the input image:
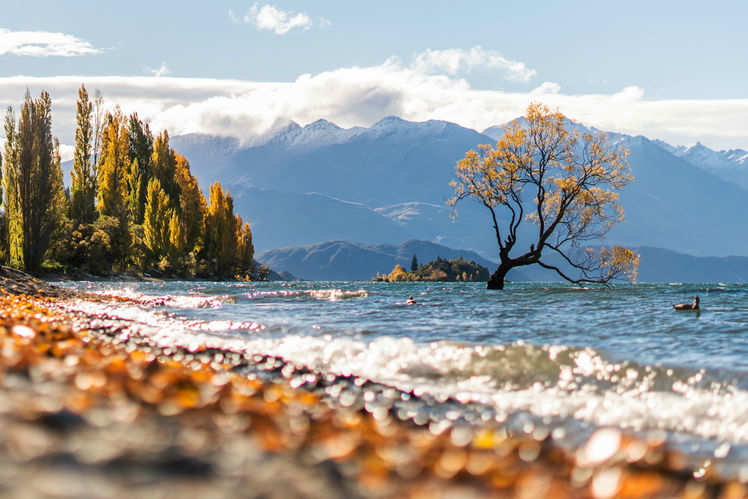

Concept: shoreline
[[0, 272, 745, 497]]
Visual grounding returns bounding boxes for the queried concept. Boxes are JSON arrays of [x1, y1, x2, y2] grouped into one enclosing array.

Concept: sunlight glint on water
[[55, 280, 748, 466]]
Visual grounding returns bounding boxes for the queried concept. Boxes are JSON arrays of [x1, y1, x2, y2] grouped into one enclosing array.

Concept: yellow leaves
[[388, 264, 409, 282], [553, 177, 578, 193], [451, 103, 636, 286], [599, 246, 640, 282]]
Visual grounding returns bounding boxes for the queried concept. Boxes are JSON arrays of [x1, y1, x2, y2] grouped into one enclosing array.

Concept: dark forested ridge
[[0, 87, 255, 279]]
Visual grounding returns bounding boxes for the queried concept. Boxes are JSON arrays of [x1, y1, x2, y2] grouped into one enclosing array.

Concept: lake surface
[[54, 280, 748, 477]]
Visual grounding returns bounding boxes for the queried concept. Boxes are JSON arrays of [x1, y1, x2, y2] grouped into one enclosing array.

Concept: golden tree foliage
[[97, 110, 129, 220], [174, 153, 206, 253], [95, 109, 131, 267], [168, 211, 186, 259], [235, 215, 255, 275], [387, 264, 409, 282], [2, 88, 260, 279], [205, 182, 238, 277], [449, 103, 638, 289]]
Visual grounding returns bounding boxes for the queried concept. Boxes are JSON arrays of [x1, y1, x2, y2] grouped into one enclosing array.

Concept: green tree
[[70, 84, 97, 225], [143, 177, 172, 266], [51, 215, 121, 275], [449, 103, 639, 290], [126, 114, 153, 224], [410, 254, 418, 272], [2, 91, 67, 273], [151, 131, 180, 209], [0, 145, 5, 264]]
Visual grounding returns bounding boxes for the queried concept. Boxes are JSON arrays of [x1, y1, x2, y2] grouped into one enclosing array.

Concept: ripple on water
[[52, 280, 748, 470]]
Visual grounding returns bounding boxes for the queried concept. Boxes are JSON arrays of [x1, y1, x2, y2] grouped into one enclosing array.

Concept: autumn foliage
[[449, 103, 639, 289], [0, 86, 255, 278]]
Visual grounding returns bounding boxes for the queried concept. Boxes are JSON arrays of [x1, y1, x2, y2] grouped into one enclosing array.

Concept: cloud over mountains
[[0, 51, 746, 151]]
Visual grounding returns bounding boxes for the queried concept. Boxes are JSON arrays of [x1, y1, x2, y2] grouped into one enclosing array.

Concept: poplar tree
[[174, 153, 206, 253], [205, 182, 238, 277], [168, 211, 186, 263], [3, 108, 17, 265], [71, 84, 97, 225], [127, 114, 153, 224], [151, 131, 180, 208], [235, 215, 254, 275], [143, 177, 172, 264], [96, 109, 130, 267], [0, 144, 5, 264], [2, 91, 66, 273]]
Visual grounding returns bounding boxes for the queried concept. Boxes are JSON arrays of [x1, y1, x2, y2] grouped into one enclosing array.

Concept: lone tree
[[449, 104, 639, 290]]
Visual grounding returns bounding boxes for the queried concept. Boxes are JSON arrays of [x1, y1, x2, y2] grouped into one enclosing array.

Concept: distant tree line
[[0, 86, 254, 278], [376, 256, 489, 282]]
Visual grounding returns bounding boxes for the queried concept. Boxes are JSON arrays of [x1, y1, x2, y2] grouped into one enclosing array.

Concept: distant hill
[[636, 247, 748, 283], [259, 241, 748, 283], [256, 240, 503, 281], [504, 246, 748, 283]]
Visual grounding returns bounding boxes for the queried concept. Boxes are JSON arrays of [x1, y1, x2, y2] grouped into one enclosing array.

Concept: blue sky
[[1, 0, 747, 154]]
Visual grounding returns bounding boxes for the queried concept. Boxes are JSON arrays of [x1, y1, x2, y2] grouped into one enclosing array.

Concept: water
[[53, 280, 748, 476]]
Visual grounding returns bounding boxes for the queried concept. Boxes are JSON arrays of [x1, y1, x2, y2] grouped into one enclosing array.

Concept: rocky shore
[[0, 267, 745, 498]]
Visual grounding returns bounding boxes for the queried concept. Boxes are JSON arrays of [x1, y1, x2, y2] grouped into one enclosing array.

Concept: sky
[[1, 0, 747, 160]]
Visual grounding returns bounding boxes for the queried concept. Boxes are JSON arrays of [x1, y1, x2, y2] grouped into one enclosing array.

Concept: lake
[[54, 280, 748, 478]]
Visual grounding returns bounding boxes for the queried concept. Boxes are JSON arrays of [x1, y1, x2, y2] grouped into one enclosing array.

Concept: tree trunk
[[487, 262, 512, 290]]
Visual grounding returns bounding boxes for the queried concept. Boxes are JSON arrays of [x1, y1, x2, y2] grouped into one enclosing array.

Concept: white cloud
[[0, 28, 100, 57], [231, 3, 313, 35], [412, 46, 536, 82], [58, 143, 74, 163], [147, 62, 170, 77], [0, 56, 747, 151]]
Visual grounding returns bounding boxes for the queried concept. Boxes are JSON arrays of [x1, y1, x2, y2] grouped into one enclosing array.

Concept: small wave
[[91, 287, 227, 309], [53, 285, 748, 453], [246, 288, 368, 302], [205, 334, 748, 445], [306, 289, 368, 301]]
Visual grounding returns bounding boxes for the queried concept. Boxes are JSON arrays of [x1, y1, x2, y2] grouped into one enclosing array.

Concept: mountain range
[[257, 239, 499, 281], [171, 115, 748, 260], [259, 240, 748, 283]]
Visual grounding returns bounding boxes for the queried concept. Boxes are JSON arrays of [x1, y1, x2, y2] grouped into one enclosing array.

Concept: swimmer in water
[[673, 296, 699, 310], [406, 295, 416, 305]]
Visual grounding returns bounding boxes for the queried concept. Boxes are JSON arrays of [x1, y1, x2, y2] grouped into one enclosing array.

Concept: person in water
[[406, 296, 416, 305], [673, 296, 699, 310]]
